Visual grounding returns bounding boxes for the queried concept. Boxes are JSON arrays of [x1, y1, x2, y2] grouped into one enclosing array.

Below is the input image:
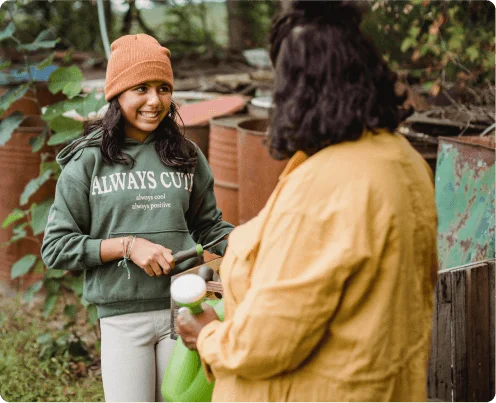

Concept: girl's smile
[[118, 80, 172, 142]]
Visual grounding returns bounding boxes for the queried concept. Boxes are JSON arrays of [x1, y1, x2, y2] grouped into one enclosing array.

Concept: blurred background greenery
[[2, 0, 494, 83]]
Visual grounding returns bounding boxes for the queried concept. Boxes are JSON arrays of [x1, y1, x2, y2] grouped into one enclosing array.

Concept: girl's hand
[[176, 303, 219, 350], [129, 237, 175, 276]]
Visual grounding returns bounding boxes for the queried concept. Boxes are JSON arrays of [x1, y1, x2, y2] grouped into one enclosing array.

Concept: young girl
[[41, 34, 234, 402]]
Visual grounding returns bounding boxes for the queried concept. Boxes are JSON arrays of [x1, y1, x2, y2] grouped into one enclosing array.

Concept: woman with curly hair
[[177, 2, 438, 401]]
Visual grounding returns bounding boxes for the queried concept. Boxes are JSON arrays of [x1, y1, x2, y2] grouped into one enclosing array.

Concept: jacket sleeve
[[41, 170, 102, 271], [196, 209, 371, 381], [186, 149, 234, 256]]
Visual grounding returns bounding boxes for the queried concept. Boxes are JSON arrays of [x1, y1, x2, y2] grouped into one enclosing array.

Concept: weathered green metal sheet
[[436, 136, 495, 270]]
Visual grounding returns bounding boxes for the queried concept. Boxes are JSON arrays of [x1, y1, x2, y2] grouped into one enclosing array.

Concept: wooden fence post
[[489, 261, 495, 400], [428, 271, 453, 401], [464, 263, 491, 401], [451, 268, 467, 401]]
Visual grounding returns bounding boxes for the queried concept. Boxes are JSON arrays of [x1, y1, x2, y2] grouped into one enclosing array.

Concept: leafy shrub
[[0, 297, 103, 402]]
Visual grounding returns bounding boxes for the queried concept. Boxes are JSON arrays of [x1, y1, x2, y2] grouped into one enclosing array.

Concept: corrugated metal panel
[[436, 136, 495, 270]]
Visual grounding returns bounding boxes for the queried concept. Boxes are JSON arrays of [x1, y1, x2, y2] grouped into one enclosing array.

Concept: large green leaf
[[63, 274, 83, 296], [23, 280, 42, 303], [34, 29, 55, 42], [1, 208, 26, 229], [72, 91, 107, 118], [44, 269, 65, 279], [47, 116, 83, 145], [29, 126, 47, 152], [30, 198, 53, 235], [8, 222, 27, 244], [17, 31, 59, 53], [0, 83, 30, 116], [40, 161, 61, 177], [43, 91, 107, 121], [11, 254, 37, 279], [36, 52, 55, 71], [0, 112, 24, 146], [47, 129, 82, 146], [18, 40, 59, 52], [0, 22, 15, 42], [43, 294, 58, 317], [48, 66, 82, 98], [33, 259, 45, 274], [20, 169, 52, 206], [49, 115, 83, 132]]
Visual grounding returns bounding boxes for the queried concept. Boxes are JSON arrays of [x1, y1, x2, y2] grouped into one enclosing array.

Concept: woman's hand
[[129, 237, 175, 276], [176, 303, 219, 350]]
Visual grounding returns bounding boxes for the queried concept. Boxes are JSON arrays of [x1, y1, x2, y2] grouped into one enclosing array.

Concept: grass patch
[[0, 295, 104, 402]]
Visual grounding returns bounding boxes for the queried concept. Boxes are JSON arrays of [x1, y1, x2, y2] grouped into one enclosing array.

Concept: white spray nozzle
[[171, 274, 207, 305]]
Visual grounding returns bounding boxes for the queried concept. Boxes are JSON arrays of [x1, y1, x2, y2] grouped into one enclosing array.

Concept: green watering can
[[162, 268, 224, 402]]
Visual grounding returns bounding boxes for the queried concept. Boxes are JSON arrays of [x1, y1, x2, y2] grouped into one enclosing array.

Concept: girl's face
[[118, 81, 172, 141]]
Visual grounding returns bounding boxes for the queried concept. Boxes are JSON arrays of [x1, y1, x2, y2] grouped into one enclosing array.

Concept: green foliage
[[36, 52, 55, 70], [363, 0, 495, 84], [47, 116, 84, 145], [11, 254, 37, 279], [29, 126, 47, 152], [48, 66, 83, 99], [1, 208, 26, 229], [43, 91, 107, 121], [0, 2, 106, 345], [0, 1, 103, 53], [0, 297, 104, 402], [19, 169, 52, 206], [17, 29, 60, 52], [0, 112, 24, 146], [0, 83, 30, 116], [0, 21, 15, 41], [31, 198, 54, 235]]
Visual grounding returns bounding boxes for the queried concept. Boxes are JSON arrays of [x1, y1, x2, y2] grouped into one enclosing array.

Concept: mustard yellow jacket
[[197, 130, 438, 402]]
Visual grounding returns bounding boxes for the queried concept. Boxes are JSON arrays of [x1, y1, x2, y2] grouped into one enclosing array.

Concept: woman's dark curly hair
[[267, 1, 406, 159], [74, 98, 197, 172]]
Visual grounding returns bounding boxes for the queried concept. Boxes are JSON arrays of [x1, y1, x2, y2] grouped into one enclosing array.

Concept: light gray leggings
[[100, 309, 176, 402]]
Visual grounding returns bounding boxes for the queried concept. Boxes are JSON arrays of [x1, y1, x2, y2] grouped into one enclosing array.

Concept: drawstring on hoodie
[[118, 236, 136, 279]]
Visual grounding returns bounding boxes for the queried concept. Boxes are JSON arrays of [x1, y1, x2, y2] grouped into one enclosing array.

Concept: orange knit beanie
[[104, 34, 174, 101]]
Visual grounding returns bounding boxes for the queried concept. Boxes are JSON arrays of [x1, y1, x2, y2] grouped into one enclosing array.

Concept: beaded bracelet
[[118, 235, 136, 279]]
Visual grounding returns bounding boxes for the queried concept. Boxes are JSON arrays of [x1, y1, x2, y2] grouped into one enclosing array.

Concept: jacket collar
[[279, 150, 308, 179]]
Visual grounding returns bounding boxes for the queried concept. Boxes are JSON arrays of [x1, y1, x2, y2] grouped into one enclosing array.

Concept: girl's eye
[[159, 86, 170, 93], [135, 86, 147, 92]]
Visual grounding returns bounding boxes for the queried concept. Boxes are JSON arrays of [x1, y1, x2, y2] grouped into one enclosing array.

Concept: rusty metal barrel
[[237, 118, 288, 224], [184, 125, 209, 159], [0, 116, 55, 289], [208, 115, 249, 225]]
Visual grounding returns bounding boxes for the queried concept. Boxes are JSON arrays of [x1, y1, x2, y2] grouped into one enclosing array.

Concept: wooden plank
[[428, 271, 453, 401], [465, 263, 491, 401], [451, 268, 467, 401], [488, 261, 495, 399]]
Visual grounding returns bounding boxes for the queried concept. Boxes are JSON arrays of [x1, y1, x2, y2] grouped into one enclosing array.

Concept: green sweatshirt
[[41, 130, 234, 318]]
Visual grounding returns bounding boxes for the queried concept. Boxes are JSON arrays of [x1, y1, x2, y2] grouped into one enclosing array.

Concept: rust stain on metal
[[436, 136, 495, 270]]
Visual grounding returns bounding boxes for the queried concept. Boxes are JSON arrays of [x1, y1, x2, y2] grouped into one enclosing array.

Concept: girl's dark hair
[[268, 1, 406, 159], [78, 98, 197, 172]]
